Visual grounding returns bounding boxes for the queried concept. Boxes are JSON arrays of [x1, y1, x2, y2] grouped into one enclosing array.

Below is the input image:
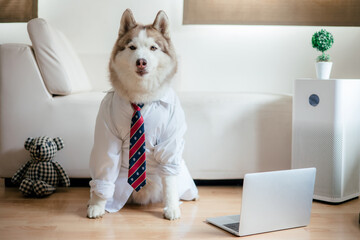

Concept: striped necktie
[[128, 103, 146, 192]]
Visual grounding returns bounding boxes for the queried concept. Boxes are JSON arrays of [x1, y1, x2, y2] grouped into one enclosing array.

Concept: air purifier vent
[[292, 79, 360, 203]]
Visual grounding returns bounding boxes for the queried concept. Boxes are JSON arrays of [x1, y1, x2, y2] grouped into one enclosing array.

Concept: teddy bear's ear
[[24, 137, 34, 151], [53, 137, 64, 150]]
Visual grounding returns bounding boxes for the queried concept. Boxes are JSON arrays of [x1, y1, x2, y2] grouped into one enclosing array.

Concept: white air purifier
[[292, 79, 360, 203]]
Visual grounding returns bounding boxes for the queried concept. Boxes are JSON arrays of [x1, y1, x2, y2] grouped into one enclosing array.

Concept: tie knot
[[131, 103, 144, 111]]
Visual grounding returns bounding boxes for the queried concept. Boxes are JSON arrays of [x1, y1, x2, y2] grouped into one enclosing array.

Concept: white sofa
[[180, 92, 292, 179], [0, 19, 292, 180]]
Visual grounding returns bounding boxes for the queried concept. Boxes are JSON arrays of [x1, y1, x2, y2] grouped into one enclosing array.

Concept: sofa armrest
[[0, 44, 52, 100]]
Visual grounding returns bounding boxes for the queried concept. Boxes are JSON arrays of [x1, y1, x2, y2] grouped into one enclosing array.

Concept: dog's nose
[[136, 58, 147, 69]]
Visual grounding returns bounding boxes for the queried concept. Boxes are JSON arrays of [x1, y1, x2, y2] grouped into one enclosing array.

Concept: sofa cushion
[[27, 18, 92, 95]]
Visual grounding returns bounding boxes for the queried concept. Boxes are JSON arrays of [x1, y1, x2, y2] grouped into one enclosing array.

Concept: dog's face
[[109, 9, 177, 103]]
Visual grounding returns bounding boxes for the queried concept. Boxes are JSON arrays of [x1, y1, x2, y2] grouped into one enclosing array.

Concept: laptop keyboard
[[224, 222, 240, 232]]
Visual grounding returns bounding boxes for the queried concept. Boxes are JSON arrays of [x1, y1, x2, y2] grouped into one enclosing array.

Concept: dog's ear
[[119, 9, 137, 36], [153, 10, 170, 39]]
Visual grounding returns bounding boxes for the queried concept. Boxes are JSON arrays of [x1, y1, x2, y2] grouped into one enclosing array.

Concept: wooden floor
[[0, 180, 359, 240]]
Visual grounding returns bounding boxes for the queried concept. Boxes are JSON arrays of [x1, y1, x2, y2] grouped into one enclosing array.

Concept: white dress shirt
[[89, 89, 198, 212]]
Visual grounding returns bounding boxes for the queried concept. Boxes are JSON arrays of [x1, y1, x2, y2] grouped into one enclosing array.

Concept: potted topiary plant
[[312, 29, 334, 79]]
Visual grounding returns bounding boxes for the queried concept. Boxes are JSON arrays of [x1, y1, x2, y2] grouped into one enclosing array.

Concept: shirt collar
[[108, 87, 175, 105], [158, 88, 175, 105]]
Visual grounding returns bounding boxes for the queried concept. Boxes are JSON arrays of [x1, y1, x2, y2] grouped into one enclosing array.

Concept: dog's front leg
[[87, 193, 107, 219], [162, 175, 181, 220]]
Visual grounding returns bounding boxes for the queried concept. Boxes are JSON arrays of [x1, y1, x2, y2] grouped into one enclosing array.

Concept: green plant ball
[[312, 29, 334, 52]]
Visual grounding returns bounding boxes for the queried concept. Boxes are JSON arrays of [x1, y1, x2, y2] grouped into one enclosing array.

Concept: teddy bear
[[11, 136, 70, 197]]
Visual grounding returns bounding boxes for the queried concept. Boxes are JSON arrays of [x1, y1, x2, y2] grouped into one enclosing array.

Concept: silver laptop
[[206, 168, 316, 237]]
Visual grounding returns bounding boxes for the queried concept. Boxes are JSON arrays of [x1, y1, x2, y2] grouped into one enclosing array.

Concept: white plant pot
[[315, 62, 333, 79]]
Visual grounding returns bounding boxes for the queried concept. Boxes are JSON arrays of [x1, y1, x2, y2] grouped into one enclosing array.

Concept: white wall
[[1, 0, 360, 93]]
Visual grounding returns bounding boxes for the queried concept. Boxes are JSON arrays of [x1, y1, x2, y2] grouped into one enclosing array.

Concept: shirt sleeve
[[89, 93, 123, 200], [153, 96, 187, 176]]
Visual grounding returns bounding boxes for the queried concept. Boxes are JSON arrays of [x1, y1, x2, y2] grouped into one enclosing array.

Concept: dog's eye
[[129, 46, 137, 50], [150, 46, 157, 51]]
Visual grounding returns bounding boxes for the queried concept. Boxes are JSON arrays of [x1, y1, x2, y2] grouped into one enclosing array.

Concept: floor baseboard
[[4, 178, 244, 187]]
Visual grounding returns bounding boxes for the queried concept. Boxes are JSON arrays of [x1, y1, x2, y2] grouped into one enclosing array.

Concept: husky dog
[[87, 9, 198, 220]]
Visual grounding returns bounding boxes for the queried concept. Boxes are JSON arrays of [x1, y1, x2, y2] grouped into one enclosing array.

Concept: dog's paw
[[87, 204, 105, 219], [163, 205, 181, 220], [192, 195, 199, 201]]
